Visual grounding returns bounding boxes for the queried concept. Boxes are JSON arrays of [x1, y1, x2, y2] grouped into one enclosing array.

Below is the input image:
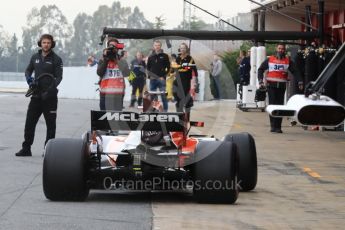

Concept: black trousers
[[267, 84, 286, 130], [100, 94, 124, 111], [173, 77, 193, 114], [131, 76, 145, 106], [213, 75, 221, 99], [22, 97, 58, 150]]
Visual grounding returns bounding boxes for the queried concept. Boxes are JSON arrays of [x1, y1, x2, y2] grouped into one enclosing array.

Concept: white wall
[[57, 66, 100, 100], [0, 67, 207, 101]]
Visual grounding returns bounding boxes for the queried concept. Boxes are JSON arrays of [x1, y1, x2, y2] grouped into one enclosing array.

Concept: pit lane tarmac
[[0, 93, 344, 230]]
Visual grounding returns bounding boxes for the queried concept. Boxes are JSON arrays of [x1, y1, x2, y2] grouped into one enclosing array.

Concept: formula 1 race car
[[43, 92, 257, 204]]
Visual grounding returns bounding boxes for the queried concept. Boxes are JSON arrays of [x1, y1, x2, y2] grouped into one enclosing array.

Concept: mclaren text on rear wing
[[91, 111, 185, 132]]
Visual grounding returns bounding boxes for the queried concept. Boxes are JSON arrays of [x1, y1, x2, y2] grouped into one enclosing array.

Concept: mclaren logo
[[99, 112, 180, 122]]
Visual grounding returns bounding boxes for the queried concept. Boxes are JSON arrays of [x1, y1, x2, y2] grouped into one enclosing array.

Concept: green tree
[[221, 41, 278, 99], [5, 34, 19, 72], [190, 16, 208, 30], [89, 5, 112, 49], [90, 2, 132, 49], [22, 5, 72, 62], [22, 5, 72, 48], [176, 16, 214, 30], [8, 34, 18, 57], [110, 1, 131, 28], [89, 2, 155, 59], [126, 6, 154, 57], [154, 15, 166, 29], [222, 50, 241, 85], [239, 41, 252, 53], [0, 26, 12, 71], [0, 25, 10, 56], [127, 6, 153, 29], [21, 31, 35, 69], [68, 13, 93, 66], [265, 43, 278, 56]]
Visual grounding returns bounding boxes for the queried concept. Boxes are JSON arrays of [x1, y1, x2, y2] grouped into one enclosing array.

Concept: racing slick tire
[[193, 141, 239, 204], [223, 132, 257, 191], [43, 138, 89, 201]]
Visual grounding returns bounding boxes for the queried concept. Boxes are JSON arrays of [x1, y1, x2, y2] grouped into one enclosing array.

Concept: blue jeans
[[150, 78, 168, 111]]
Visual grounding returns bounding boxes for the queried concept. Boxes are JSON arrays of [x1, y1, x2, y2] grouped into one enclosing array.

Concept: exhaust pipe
[[266, 106, 295, 117], [297, 104, 345, 126]]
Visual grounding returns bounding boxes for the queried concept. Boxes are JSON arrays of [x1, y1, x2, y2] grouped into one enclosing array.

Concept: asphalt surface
[[0, 94, 152, 230], [0, 93, 345, 230]]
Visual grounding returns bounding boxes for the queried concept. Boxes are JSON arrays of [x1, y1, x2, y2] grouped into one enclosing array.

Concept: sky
[[0, 0, 252, 40]]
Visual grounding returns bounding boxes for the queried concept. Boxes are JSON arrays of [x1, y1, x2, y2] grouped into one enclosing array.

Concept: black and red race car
[[43, 92, 257, 204]]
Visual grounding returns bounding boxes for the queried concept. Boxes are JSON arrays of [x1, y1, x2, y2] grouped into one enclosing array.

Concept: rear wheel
[[223, 132, 257, 191], [43, 138, 89, 201], [193, 141, 239, 204]]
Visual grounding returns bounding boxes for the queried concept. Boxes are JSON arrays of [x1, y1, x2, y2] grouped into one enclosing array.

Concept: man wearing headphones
[[15, 34, 63, 156]]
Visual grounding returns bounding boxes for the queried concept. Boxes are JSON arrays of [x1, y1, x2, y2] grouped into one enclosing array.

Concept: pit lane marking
[[232, 123, 242, 129], [303, 167, 321, 178]]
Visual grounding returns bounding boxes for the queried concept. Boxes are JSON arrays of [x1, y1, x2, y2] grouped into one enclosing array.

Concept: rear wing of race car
[[91, 111, 185, 132]]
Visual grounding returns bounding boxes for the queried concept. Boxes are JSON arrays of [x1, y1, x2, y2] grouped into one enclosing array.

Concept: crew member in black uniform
[[173, 42, 198, 121], [15, 34, 63, 156], [258, 43, 303, 133], [239, 50, 251, 85], [130, 51, 146, 107], [238, 50, 251, 100]]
